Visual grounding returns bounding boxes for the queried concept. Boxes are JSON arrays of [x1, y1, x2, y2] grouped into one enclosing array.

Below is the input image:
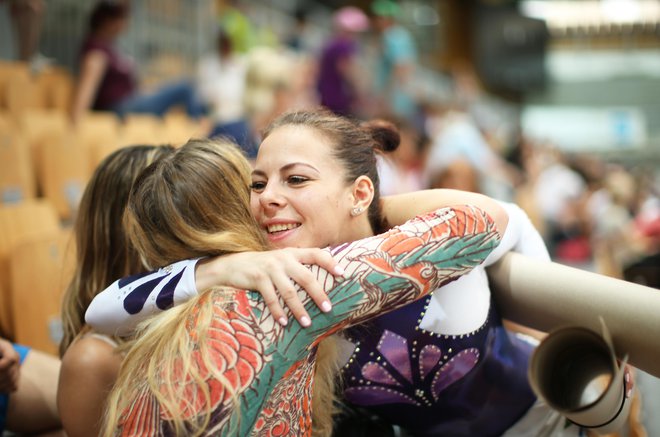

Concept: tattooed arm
[[250, 205, 501, 357], [86, 249, 342, 336], [87, 205, 500, 338]]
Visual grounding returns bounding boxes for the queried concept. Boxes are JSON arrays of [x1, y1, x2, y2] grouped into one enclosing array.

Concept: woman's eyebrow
[[281, 162, 319, 173], [251, 162, 320, 178]]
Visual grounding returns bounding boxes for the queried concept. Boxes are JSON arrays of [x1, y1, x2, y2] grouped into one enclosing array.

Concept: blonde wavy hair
[[60, 144, 175, 355], [102, 138, 338, 436]]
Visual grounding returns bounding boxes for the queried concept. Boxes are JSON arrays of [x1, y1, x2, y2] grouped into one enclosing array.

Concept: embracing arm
[[290, 204, 502, 346], [85, 260, 199, 337], [86, 249, 342, 336], [85, 198, 502, 337], [195, 248, 342, 326], [382, 189, 509, 238]]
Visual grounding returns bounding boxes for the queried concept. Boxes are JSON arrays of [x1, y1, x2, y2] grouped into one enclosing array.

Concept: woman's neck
[[344, 217, 375, 243]]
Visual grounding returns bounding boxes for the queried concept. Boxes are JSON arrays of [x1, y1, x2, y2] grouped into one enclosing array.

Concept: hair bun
[[362, 119, 400, 152]]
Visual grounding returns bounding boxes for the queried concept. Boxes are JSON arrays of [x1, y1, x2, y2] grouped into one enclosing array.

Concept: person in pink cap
[[316, 6, 369, 117]]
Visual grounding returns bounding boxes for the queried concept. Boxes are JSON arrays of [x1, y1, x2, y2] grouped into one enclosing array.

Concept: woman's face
[[250, 125, 354, 249]]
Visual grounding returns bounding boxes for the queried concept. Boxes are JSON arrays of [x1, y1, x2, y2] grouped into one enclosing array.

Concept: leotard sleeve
[[85, 259, 200, 336], [483, 201, 550, 265]]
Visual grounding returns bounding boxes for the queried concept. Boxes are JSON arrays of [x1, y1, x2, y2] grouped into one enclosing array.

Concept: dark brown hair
[[89, 1, 129, 34]]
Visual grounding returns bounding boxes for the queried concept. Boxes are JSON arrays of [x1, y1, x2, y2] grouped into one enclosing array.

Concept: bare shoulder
[[61, 334, 121, 379], [58, 334, 121, 437]]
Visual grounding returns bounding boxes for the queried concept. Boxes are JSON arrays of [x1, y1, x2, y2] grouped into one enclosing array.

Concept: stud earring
[[351, 207, 363, 217]]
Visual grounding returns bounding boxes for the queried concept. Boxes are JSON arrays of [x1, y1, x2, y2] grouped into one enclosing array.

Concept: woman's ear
[[351, 176, 374, 215]]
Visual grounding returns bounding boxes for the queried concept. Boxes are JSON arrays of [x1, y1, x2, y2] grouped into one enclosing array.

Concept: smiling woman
[[250, 126, 362, 248], [251, 115, 400, 250]]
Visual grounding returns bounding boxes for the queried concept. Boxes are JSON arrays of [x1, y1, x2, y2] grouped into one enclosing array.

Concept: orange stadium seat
[[0, 129, 37, 204], [18, 109, 70, 178], [9, 228, 74, 355], [35, 66, 74, 112], [9, 229, 74, 355], [0, 199, 60, 338], [4, 66, 42, 116], [35, 136, 90, 222], [73, 111, 121, 172], [118, 113, 164, 146], [0, 61, 30, 111]]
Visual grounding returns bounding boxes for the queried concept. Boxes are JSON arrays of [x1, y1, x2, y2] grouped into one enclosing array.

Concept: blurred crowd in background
[[1, 0, 658, 314], [0, 0, 659, 434]]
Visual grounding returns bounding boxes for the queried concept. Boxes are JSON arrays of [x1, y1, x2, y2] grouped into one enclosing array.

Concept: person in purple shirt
[[71, 1, 203, 123], [316, 6, 369, 117]]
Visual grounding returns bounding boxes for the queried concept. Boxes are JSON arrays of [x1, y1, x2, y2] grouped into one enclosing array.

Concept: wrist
[[195, 257, 222, 292]]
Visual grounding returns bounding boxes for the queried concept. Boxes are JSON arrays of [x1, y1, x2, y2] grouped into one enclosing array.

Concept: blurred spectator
[[633, 173, 660, 266], [424, 100, 521, 200], [197, 29, 254, 157], [531, 146, 590, 262], [316, 6, 369, 117], [451, 62, 521, 161], [586, 163, 660, 286], [5, 0, 50, 70], [285, 7, 324, 57], [370, 0, 419, 123], [71, 1, 204, 123], [0, 338, 62, 435], [285, 7, 308, 53], [215, 0, 278, 53], [215, 0, 255, 54], [587, 165, 637, 272], [242, 46, 298, 147], [624, 182, 660, 286]]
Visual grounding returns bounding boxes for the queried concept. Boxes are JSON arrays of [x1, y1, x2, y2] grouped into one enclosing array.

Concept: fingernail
[[625, 372, 630, 383], [321, 301, 332, 312], [334, 266, 345, 276], [627, 388, 632, 399], [300, 316, 311, 327], [278, 317, 288, 326]]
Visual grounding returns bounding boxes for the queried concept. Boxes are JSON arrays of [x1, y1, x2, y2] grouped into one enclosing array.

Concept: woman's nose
[[258, 182, 286, 210]]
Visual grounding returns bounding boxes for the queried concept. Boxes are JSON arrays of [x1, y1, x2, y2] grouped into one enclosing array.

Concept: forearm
[[382, 189, 509, 238], [71, 77, 96, 122], [195, 257, 222, 292], [301, 205, 501, 340], [71, 51, 106, 123], [6, 349, 61, 433]]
